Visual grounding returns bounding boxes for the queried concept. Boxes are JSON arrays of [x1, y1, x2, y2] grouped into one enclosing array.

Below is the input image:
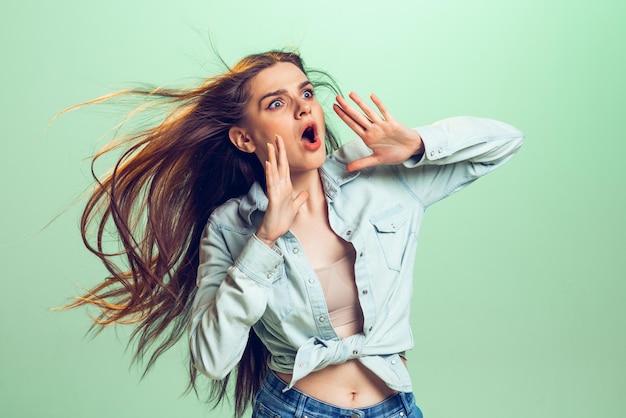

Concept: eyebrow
[[258, 80, 313, 105]]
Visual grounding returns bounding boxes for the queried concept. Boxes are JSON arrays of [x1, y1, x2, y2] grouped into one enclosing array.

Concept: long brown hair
[[65, 50, 340, 417]]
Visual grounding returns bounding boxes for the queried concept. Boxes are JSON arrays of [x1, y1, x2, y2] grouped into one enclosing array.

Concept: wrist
[[254, 230, 277, 248], [407, 130, 424, 159]]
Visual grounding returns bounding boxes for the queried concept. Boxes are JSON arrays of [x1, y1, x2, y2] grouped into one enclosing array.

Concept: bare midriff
[[274, 323, 405, 409]]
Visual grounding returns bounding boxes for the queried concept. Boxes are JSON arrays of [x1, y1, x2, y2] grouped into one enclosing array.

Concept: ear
[[228, 126, 256, 153]]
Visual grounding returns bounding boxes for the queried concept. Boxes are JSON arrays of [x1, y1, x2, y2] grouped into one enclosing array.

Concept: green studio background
[[1, 1, 624, 417]]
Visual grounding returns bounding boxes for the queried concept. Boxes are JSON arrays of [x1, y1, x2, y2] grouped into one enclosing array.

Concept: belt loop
[[399, 392, 414, 416], [294, 389, 307, 418]]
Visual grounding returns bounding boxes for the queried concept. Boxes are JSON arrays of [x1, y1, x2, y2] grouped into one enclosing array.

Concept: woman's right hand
[[255, 134, 309, 248]]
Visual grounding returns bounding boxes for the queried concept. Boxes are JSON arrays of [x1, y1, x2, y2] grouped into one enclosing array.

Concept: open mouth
[[302, 126, 316, 143], [299, 122, 321, 152]]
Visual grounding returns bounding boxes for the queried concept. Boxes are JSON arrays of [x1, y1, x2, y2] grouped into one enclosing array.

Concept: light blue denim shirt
[[189, 116, 524, 392]]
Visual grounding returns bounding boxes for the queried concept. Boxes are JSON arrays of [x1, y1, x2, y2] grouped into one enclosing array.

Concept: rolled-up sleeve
[[189, 222, 283, 379], [400, 116, 524, 207]]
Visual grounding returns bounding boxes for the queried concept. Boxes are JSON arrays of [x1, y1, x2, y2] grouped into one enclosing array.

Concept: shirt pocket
[[369, 204, 410, 272]]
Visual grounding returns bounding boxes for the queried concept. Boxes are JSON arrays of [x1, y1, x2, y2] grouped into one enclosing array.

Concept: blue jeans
[[253, 371, 423, 418]]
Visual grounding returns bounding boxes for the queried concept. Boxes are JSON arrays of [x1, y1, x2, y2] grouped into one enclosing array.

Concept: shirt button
[[362, 289, 368, 295], [298, 362, 304, 368], [346, 230, 352, 236], [352, 350, 358, 355], [266, 273, 273, 279], [391, 359, 397, 365], [430, 150, 435, 157], [319, 316, 325, 322], [351, 413, 360, 418], [308, 278, 314, 284], [438, 148, 443, 154], [359, 252, 364, 257], [400, 413, 405, 417], [293, 248, 299, 254]]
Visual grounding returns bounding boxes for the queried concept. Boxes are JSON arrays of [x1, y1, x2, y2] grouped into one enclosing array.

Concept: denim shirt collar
[[318, 158, 362, 202], [238, 182, 268, 224]]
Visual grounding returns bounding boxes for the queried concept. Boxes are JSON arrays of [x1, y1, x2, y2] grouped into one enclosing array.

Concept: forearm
[[189, 230, 283, 379], [405, 116, 524, 168], [397, 116, 524, 207]]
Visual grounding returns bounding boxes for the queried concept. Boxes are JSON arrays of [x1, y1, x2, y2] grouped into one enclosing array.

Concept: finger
[[265, 161, 274, 190], [267, 142, 278, 173], [335, 95, 371, 130], [346, 155, 381, 172], [274, 134, 289, 179], [333, 103, 366, 136], [266, 142, 278, 187], [348, 91, 383, 123], [370, 93, 394, 121]]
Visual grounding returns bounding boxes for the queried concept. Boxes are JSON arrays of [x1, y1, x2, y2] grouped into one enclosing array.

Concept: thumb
[[346, 155, 380, 172], [292, 191, 309, 210]]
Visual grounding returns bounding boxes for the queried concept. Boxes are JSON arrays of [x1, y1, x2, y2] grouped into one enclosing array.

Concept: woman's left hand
[[333, 92, 424, 172]]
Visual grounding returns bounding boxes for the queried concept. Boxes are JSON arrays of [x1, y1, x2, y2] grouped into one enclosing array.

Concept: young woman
[[69, 50, 523, 418]]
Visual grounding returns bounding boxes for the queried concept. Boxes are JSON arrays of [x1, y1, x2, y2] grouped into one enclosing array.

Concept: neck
[[291, 169, 325, 210]]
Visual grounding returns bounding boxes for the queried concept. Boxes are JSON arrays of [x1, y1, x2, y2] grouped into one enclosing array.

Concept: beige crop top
[[314, 250, 364, 337]]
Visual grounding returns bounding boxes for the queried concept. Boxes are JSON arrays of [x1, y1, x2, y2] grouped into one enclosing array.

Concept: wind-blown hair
[[65, 50, 340, 417]]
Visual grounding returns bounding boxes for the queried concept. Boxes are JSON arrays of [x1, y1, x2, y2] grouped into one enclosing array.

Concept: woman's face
[[230, 62, 327, 174]]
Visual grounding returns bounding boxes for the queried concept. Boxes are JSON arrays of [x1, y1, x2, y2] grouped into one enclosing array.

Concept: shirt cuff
[[402, 126, 450, 168], [231, 234, 284, 286]]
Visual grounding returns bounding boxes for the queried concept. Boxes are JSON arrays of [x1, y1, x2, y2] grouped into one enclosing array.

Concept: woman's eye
[[268, 100, 283, 109], [303, 89, 314, 99]]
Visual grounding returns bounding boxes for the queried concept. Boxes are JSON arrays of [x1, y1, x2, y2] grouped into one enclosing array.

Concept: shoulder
[[208, 182, 266, 232], [207, 197, 245, 230], [211, 197, 242, 218]]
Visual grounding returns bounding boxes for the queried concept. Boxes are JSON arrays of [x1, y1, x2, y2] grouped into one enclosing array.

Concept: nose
[[295, 100, 311, 119]]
